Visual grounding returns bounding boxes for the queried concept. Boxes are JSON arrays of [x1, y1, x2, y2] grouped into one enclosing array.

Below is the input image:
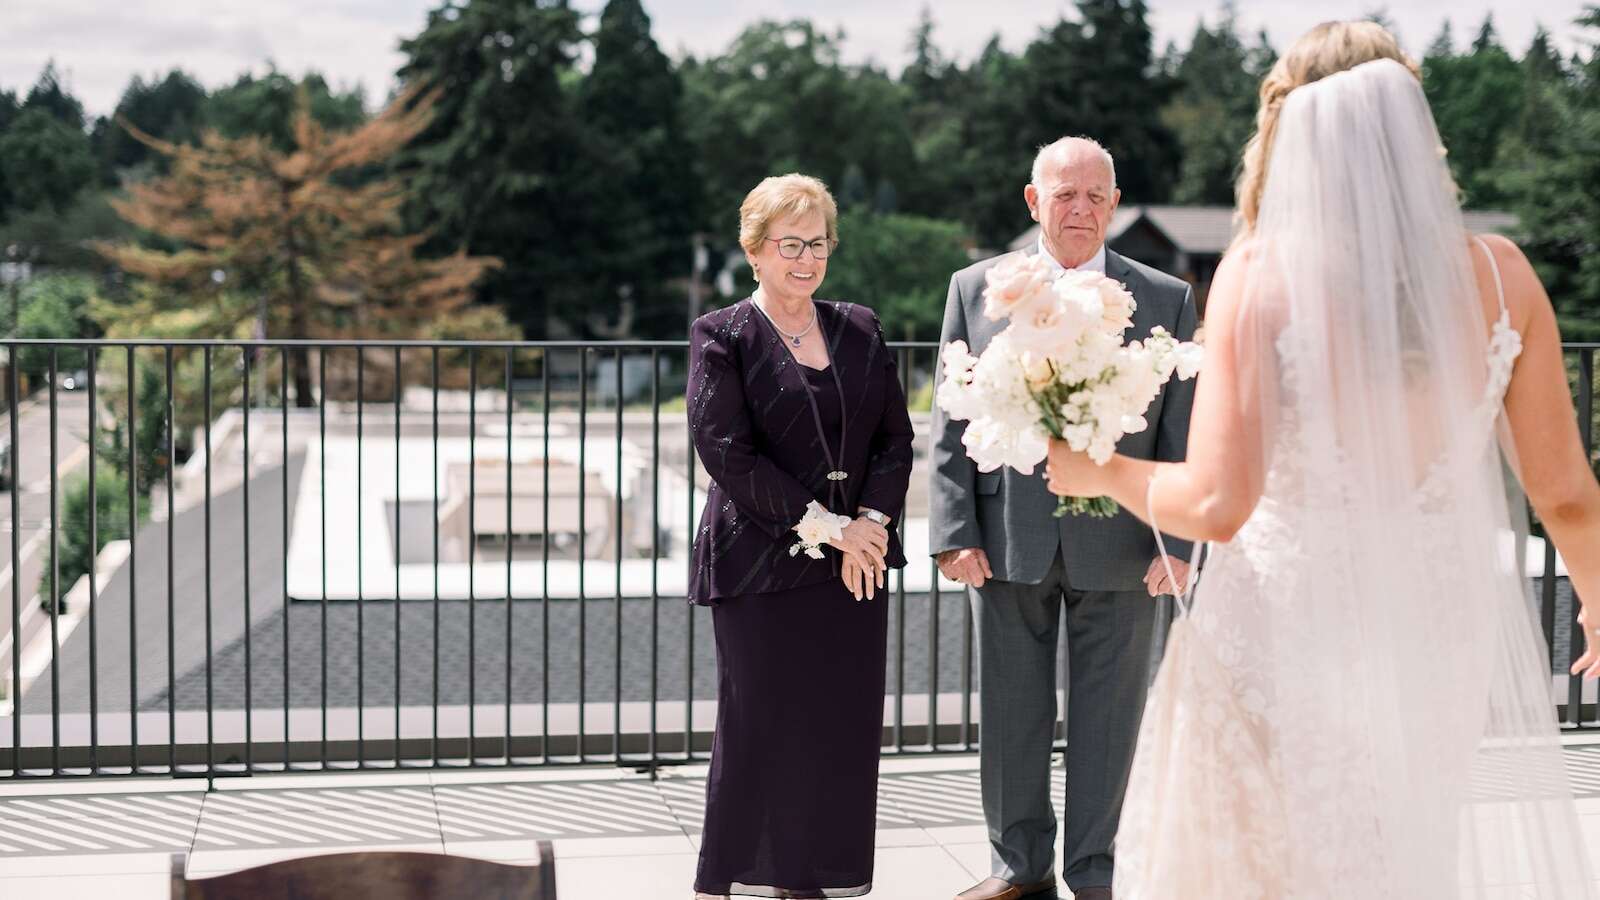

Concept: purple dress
[[688, 300, 913, 898]]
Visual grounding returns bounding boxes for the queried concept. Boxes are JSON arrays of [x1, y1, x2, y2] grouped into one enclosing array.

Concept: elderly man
[[931, 137, 1198, 900]]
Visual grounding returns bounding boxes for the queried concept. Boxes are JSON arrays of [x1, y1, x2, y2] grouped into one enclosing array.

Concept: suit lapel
[[1105, 248, 1137, 290], [1106, 249, 1159, 341]]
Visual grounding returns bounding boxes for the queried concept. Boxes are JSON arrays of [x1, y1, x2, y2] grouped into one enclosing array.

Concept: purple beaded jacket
[[686, 298, 915, 605]]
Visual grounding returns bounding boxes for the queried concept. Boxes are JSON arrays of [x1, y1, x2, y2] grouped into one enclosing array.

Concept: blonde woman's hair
[[1236, 21, 1421, 235], [738, 174, 839, 257]]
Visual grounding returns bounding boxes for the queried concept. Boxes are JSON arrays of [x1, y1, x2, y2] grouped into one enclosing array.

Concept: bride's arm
[[1486, 237, 1600, 629], [1046, 245, 1268, 543]]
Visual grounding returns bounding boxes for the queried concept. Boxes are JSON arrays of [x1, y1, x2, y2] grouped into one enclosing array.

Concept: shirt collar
[[1036, 235, 1106, 276]]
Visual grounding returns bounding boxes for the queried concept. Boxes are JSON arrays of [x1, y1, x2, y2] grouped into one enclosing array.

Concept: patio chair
[[169, 841, 556, 899]]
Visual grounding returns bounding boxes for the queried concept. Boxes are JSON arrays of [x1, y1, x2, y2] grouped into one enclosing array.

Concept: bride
[[1045, 21, 1600, 898]]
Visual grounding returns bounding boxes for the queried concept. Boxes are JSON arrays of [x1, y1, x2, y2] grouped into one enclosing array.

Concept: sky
[[2, 0, 1592, 118]]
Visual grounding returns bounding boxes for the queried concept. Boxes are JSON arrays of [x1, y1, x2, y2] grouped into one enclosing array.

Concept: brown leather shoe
[[1070, 888, 1111, 900], [954, 875, 1057, 900]]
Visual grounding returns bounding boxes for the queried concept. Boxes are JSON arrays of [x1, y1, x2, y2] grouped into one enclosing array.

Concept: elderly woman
[[687, 173, 914, 899]]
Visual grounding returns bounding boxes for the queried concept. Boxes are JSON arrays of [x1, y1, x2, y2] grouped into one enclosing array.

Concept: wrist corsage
[[791, 501, 852, 560]]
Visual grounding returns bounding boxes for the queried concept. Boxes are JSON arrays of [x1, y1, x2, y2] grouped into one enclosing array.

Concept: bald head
[[1025, 136, 1121, 269], [1031, 136, 1117, 191]]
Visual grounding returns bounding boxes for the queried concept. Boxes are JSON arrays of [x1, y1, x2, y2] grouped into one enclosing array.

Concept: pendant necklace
[[757, 298, 817, 347]]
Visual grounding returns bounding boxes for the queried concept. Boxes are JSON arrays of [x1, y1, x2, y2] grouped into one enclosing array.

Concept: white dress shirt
[[1036, 235, 1106, 277]]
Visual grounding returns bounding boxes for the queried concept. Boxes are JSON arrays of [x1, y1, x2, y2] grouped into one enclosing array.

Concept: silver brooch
[[826, 471, 849, 481]]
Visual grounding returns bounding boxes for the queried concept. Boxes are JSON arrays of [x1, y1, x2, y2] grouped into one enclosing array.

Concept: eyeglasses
[[766, 237, 837, 260]]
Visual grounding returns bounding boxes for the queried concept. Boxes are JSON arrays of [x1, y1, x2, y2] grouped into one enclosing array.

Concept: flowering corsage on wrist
[[790, 500, 853, 559]]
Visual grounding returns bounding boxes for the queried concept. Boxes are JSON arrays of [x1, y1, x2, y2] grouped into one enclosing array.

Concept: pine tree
[[97, 70, 208, 181], [1424, 15, 1521, 206], [93, 86, 507, 404], [899, 9, 973, 222], [1019, 0, 1179, 203], [202, 70, 367, 151], [1498, 7, 1600, 341], [21, 62, 86, 130], [395, 0, 589, 338], [1164, 6, 1262, 205], [0, 64, 94, 220], [958, 36, 1033, 247], [903, 6, 949, 112], [578, 0, 704, 337], [680, 21, 917, 255], [1512, 27, 1568, 158]]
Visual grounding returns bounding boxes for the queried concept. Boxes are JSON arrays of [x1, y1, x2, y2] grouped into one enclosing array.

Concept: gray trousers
[[973, 552, 1161, 891]]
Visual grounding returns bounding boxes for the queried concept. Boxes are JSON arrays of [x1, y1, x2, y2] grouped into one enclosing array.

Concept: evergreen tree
[[578, 0, 704, 337], [0, 65, 94, 221], [1510, 27, 1568, 158], [202, 70, 367, 151], [956, 36, 1033, 247], [680, 21, 917, 251], [395, 0, 591, 337], [1498, 7, 1600, 340], [0, 89, 19, 134], [899, 9, 973, 222], [0, 89, 16, 220], [21, 62, 86, 130], [97, 70, 208, 181], [1019, 0, 1179, 204], [903, 6, 950, 113], [1424, 15, 1521, 207], [1163, 5, 1262, 205], [1428, 21, 1455, 59], [0, 108, 95, 215]]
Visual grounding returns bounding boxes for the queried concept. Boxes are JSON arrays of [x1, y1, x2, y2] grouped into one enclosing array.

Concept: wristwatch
[[858, 507, 890, 527]]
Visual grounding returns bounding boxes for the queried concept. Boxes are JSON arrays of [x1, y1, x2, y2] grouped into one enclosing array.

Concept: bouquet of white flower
[[937, 254, 1203, 517]]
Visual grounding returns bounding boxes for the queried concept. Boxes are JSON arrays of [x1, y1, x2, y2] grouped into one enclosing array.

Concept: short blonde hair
[[738, 174, 839, 256], [1236, 21, 1420, 235]]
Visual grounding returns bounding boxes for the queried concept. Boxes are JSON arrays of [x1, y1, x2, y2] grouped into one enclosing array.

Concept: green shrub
[[38, 464, 147, 610]]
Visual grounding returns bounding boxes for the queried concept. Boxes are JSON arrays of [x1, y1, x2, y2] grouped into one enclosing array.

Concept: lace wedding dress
[[1113, 60, 1595, 899]]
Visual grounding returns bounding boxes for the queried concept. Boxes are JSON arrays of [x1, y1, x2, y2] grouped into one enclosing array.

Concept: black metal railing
[[0, 338, 1593, 780]]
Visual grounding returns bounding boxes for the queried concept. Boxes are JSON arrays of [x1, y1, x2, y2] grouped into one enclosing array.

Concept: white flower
[[982, 253, 1056, 321], [1020, 352, 1055, 390], [941, 339, 977, 379], [1007, 289, 1098, 356], [791, 500, 851, 560], [962, 417, 1050, 474], [1096, 278, 1137, 333], [1172, 342, 1205, 380], [935, 294, 1204, 497]]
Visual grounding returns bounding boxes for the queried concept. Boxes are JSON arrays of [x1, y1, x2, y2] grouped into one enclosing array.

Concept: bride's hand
[[1045, 438, 1105, 497], [1572, 604, 1600, 680]]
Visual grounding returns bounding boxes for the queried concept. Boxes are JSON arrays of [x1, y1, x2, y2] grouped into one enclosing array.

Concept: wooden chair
[[170, 842, 556, 899]]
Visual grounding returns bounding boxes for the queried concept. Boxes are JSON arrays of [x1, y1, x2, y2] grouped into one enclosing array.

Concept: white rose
[[1007, 292, 1096, 356], [1096, 278, 1137, 333], [982, 254, 1056, 321], [791, 501, 848, 558]]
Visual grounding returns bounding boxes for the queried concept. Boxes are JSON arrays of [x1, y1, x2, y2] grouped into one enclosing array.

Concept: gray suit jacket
[[928, 245, 1198, 591]]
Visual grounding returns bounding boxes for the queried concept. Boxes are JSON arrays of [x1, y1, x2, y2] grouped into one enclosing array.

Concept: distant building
[[1010, 205, 1521, 314]]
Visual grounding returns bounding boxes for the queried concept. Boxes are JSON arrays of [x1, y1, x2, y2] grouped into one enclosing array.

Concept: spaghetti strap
[[1473, 236, 1509, 318]]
